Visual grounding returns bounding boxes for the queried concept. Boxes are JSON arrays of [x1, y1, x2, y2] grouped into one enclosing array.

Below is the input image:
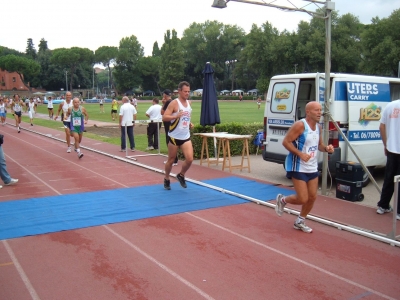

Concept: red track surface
[[0, 122, 399, 300]]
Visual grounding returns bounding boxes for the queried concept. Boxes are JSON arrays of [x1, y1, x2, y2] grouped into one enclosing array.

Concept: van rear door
[[263, 79, 299, 164]]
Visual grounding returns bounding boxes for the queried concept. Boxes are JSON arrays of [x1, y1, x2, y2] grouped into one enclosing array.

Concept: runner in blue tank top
[[275, 101, 334, 233]]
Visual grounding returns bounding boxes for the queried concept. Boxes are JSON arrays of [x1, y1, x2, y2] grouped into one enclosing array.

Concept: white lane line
[[5, 135, 129, 189], [186, 212, 395, 300], [103, 225, 215, 300], [3, 240, 41, 300]]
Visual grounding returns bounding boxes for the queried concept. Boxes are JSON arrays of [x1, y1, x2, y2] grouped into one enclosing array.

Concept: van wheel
[[362, 167, 374, 187]]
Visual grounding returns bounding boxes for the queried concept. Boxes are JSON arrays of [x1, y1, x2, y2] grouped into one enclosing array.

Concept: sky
[[2, 0, 398, 58]]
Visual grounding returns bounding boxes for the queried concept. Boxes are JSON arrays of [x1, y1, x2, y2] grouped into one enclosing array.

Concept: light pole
[[65, 70, 68, 91], [225, 59, 237, 91]]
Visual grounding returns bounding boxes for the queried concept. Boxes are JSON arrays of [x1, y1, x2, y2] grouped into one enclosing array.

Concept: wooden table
[[195, 132, 253, 172]]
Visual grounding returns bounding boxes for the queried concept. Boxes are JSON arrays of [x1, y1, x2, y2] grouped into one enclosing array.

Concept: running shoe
[[294, 220, 313, 233], [31, 123, 33, 126], [120, 149, 126, 152], [0, 185, 2, 188], [78, 152, 84, 159], [18, 126, 20, 133], [397, 214, 400, 220], [164, 178, 171, 190], [275, 194, 285, 216], [67, 147, 72, 153], [377, 206, 393, 214], [146, 146, 154, 150], [131, 148, 135, 152], [5, 178, 18, 186], [176, 173, 187, 188]]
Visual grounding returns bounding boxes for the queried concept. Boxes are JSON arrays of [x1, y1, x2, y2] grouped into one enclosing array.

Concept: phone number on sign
[[349, 130, 381, 141]]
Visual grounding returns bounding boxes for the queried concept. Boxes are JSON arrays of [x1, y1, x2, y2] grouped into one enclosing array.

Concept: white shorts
[[29, 111, 34, 119]]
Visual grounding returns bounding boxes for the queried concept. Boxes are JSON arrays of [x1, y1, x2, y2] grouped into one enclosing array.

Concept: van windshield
[[270, 82, 295, 113]]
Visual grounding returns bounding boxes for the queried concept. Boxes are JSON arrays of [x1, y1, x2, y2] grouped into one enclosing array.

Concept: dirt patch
[[85, 124, 149, 138]]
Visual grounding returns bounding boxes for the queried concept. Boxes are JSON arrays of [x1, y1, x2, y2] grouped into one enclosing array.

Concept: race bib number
[[72, 117, 82, 126]]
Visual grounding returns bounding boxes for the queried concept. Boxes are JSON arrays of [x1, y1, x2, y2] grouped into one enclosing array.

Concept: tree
[[140, 56, 161, 94], [114, 35, 144, 93], [360, 9, 400, 77], [95, 46, 118, 94], [181, 21, 245, 89], [159, 29, 185, 90], [26, 38, 37, 60], [0, 54, 40, 91], [38, 38, 48, 53], [51, 47, 94, 91]]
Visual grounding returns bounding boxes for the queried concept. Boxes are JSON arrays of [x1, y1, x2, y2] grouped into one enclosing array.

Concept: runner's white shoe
[[67, 147, 72, 153], [294, 220, 313, 233]]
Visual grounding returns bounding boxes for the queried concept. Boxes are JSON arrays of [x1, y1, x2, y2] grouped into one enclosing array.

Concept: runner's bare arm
[[282, 121, 309, 161]]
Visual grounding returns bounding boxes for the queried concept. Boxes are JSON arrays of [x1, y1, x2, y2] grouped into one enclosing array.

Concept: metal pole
[[65, 71, 68, 92], [321, 1, 332, 195], [388, 175, 400, 239]]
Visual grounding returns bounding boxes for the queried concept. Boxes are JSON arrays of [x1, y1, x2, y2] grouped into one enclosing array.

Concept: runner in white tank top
[[11, 94, 24, 133], [275, 101, 334, 233], [54, 92, 74, 152], [162, 81, 194, 190]]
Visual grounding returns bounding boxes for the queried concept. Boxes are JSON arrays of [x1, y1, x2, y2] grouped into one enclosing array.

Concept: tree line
[[0, 8, 399, 96]]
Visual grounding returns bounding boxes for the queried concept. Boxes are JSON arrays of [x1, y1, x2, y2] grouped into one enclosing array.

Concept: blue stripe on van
[[268, 119, 294, 126], [334, 82, 390, 102]]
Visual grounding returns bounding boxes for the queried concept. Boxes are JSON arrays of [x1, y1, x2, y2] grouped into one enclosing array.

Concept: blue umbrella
[[200, 62, 220, 126], [200, 62, 221, 157]]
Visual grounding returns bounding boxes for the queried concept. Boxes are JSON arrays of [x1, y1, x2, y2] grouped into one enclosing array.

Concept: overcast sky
[[2, 0, 397, 57]]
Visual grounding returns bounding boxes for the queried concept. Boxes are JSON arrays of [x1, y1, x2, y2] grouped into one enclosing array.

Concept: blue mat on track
[[0, 177, 292, 240]]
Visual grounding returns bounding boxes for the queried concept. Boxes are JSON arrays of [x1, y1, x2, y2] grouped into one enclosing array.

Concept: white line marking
[[186, 212, 395, 300], [3, 240, 41, 300], [103, 225, 215, 300]]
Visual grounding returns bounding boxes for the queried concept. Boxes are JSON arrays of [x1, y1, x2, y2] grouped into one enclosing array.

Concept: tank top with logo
[[285, 119, 319, 173], [168, 99, 192, 140]]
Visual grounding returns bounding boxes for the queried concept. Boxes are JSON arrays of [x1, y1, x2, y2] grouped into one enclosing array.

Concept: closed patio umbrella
[[200, 62, 220, 157]]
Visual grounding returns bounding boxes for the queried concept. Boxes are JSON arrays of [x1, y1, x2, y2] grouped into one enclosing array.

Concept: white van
[[262, 73, 400, 185]]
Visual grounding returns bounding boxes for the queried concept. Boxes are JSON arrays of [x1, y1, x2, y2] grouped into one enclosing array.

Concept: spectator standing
[[47, 96, 54, 119], [145, 98, 162, 150], [119, 96, 137, 152], [99, 98, 104, 113], [376, 99, 400, 220], [111, 98, 119, 121], [161, 89, 178, 166], [132, 95, 138, 110], [257, 97, 261, 109]]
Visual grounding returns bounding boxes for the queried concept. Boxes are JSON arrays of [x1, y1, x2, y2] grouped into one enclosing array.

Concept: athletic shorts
[[63, 121, 71, 129], [286, 171, 319, 182], [100, 104, 104, 106], [169, 137, 190, 147], [48, 107, 53, 110], [0, 113, 5, 117], [111, 109, 117, 113], [14, 111, 22, 117]]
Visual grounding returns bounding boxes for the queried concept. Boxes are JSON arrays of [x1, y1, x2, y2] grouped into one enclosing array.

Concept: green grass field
[[17, 100, 265, 154], [34, 100, 265, 124]]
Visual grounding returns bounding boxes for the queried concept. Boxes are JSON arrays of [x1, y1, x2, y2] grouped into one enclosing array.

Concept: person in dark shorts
[[275, 101, 334, 233], [162, 82, 194, 190], [65, 98, 88, 159]]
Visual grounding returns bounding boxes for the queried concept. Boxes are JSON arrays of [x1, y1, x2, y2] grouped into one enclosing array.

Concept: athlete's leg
[[165, 143, 179, 180], [179, 140, 194, 176]]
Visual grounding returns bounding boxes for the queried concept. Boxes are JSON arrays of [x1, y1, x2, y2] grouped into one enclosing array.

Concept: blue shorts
[[0, 113, 5, 117], [286, 171, 319, 182]]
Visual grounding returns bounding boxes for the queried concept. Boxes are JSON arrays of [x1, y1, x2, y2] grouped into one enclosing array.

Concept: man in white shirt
[[119, 96, 137, 152], [47, 96, 54, 119], [377, 99, 400, 220], [145, 98, 162, 150]]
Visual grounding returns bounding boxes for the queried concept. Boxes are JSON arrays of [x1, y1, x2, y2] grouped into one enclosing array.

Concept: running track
[[0, 122, 399, 300]]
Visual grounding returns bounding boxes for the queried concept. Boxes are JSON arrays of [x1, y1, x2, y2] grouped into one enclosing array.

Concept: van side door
[[263, 79, 299, 164]]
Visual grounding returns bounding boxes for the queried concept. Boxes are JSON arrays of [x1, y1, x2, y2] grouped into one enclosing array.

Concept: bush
[[191, 122, 263, 159]]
